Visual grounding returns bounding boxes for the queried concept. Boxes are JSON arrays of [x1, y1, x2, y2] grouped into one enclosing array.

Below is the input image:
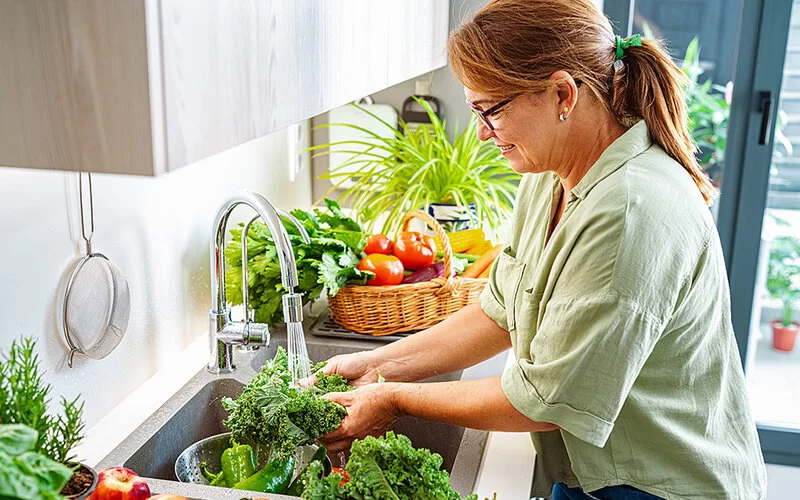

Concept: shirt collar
[[570, 120, 651, 200]]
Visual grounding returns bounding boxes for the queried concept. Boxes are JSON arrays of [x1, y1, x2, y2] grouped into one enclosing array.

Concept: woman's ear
[[550, 70, 579, 120]]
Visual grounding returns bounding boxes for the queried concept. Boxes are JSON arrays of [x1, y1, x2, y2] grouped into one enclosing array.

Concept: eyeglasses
[[466, 97, 514, 131], [466, 80, 582, 132]]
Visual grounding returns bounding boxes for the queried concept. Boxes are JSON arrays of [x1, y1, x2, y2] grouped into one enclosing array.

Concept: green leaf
[[0, 425, 37, 456]]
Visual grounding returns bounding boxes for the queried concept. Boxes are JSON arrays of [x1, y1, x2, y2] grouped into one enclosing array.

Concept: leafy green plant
[[221, 346, 353, 462], [679, 37, 730, 184], [766, 235, 800, 326], [0, 423, 74, 500], [225, 199, 372, 325], [0, 336, 86, 465], [313, 99, 521, 236]]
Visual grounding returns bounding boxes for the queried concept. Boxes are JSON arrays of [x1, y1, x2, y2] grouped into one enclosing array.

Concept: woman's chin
[[507, 158, 528, 174]]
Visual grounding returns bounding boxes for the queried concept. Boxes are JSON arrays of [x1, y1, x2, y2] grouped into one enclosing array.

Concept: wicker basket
[[328, 210, 488, 336]]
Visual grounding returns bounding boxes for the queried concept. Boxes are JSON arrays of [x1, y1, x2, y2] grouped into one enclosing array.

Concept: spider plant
[[312, 98, 521, 236]]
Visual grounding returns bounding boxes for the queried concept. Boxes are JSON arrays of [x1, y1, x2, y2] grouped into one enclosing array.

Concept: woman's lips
[[497, 144, 515, 156]]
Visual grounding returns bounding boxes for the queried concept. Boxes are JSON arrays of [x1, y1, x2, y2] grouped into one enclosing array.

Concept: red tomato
[[392, 231, 436, 270], [364, 234, 393, 255], [358, 254, 404, 286], [331, 466, 350, 486]]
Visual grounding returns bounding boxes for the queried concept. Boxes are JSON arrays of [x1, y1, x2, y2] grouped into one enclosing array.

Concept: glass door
[[724, 0, 800, 465]]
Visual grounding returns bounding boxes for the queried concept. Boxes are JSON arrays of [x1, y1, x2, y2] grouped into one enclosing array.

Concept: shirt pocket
[[495, 247, 526, 332]]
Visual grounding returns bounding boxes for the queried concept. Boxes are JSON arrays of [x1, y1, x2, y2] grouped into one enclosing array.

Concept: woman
[[319, 0, 768, 498]]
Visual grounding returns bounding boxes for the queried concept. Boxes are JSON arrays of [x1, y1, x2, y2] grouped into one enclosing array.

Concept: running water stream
[[287, 321, 311, 386]]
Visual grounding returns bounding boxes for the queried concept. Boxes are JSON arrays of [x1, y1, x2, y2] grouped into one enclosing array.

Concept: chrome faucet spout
[[207, 190, 302, 374], [241, 210, 311, 320]]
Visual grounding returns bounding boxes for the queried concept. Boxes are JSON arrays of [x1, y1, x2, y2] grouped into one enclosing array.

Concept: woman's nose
[[476, 120, 494, 141]]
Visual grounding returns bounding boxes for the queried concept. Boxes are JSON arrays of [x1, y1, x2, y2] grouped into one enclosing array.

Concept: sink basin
[[98, 330, 488, 498], [123, 378, 245, 480]]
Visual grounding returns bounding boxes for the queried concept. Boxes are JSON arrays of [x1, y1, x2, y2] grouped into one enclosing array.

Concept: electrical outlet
[[288, 120, 310, 182]]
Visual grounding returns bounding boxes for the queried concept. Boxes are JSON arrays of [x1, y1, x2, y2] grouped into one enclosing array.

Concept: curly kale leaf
[[302, 431, 478, 500], [222, 347, 353, 462]]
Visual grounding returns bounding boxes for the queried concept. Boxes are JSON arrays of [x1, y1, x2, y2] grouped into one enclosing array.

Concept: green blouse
[[481, 121, 767, 499]]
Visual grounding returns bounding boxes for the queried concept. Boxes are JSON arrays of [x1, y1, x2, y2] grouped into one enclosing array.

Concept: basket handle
[[400, 210, 454, 282]]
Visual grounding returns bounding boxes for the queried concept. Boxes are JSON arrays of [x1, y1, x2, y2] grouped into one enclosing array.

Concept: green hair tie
[[615, 34, 642, 61]]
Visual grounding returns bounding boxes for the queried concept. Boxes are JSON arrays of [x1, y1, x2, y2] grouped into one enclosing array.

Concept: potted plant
[[312, 99, 521, 236], [766, 236, 800, 352], [0, 336, 95, 498]]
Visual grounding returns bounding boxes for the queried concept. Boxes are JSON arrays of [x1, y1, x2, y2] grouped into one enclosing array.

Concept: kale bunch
[[222, 346, 353, 461], [224, 199, 373, 325], [302, 432, 478, 500]]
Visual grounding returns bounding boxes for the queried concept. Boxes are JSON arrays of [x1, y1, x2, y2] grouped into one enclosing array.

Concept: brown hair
[[449, 0, 716, 205]]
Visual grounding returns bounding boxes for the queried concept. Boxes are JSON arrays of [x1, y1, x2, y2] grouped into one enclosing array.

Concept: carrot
[[462, 244, 502, 278], [477, 265, 491, 279]]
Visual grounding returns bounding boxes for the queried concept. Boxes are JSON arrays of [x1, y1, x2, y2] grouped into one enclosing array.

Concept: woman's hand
[[320, 351, 380, 387], [320, 382, 400, 453]]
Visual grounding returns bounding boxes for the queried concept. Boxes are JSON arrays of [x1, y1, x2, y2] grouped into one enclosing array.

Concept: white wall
[[0, 128, 312, 428]]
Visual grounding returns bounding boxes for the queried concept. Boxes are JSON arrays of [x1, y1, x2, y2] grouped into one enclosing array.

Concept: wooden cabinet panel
[[0, 0, 449, 176], [387, 0, 449, 88], [0, 0, 154, 175]]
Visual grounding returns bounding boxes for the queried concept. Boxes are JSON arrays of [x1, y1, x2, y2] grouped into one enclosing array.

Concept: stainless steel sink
[[98, 329, 489, 498], [123, 378, 245, 480]]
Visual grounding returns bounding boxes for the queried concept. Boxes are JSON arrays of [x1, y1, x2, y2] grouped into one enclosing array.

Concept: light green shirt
[[481, 121, 767, 499]]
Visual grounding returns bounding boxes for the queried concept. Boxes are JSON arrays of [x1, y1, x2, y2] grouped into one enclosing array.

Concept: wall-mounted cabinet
[[0, 0, 449, 176]]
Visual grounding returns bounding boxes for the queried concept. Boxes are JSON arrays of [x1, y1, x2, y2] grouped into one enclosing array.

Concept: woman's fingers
[[320, 352, 379, 386], [320, 384, 399, 452]]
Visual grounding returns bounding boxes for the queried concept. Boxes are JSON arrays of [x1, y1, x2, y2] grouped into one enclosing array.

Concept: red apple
[[87, 467, 150, 500]]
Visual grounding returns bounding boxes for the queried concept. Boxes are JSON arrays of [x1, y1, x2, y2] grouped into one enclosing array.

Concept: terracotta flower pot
[[61, 463, 98, 500], [770, 320, 800, 352]]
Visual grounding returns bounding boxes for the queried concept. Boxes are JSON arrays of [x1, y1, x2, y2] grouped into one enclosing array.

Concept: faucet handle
[[245, 322, 269, 346], [218, 321, 269, 347]]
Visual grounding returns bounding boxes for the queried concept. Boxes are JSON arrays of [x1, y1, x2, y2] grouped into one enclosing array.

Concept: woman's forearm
[[387, 376, 558, 432], [367, 302, 511, 382]]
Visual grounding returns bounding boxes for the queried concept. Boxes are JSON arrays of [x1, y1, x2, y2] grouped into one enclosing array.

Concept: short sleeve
[[502, 293, 664, 447]]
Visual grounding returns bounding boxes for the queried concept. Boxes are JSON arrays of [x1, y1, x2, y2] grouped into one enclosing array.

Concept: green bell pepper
[[234, 454, 295, 493], [199, 461, 226, 486], [285, 445, 327, 496], [221, 442, 258, 487]]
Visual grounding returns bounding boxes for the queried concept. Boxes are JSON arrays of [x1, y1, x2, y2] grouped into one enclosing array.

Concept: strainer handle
[[68, 348, 78, 368], [79, 172, 94, 255]]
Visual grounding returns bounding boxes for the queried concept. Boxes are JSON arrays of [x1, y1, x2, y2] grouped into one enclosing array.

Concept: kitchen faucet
[[208, 191, 309, 373]]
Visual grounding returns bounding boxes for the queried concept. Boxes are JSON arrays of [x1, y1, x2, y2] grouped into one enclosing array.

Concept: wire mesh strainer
[[63, 172, 131, 367]]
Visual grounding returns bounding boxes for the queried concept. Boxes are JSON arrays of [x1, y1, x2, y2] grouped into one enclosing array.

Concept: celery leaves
[[225, 199, 372, 325]]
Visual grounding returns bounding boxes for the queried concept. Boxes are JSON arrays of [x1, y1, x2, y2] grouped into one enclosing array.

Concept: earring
[[559, 107, 569, 122]]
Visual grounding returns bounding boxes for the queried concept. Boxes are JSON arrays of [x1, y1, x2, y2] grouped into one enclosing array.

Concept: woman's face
[[465, 87, 564, 174]]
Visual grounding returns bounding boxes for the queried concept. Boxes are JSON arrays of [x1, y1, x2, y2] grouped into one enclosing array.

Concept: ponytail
[[448, 0, 717, 206], [611, 39, 717, 205]]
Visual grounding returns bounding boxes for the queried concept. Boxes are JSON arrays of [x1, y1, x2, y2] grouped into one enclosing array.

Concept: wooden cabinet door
[[0, 0, 154, 175], [0, 0, 450, 176]]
